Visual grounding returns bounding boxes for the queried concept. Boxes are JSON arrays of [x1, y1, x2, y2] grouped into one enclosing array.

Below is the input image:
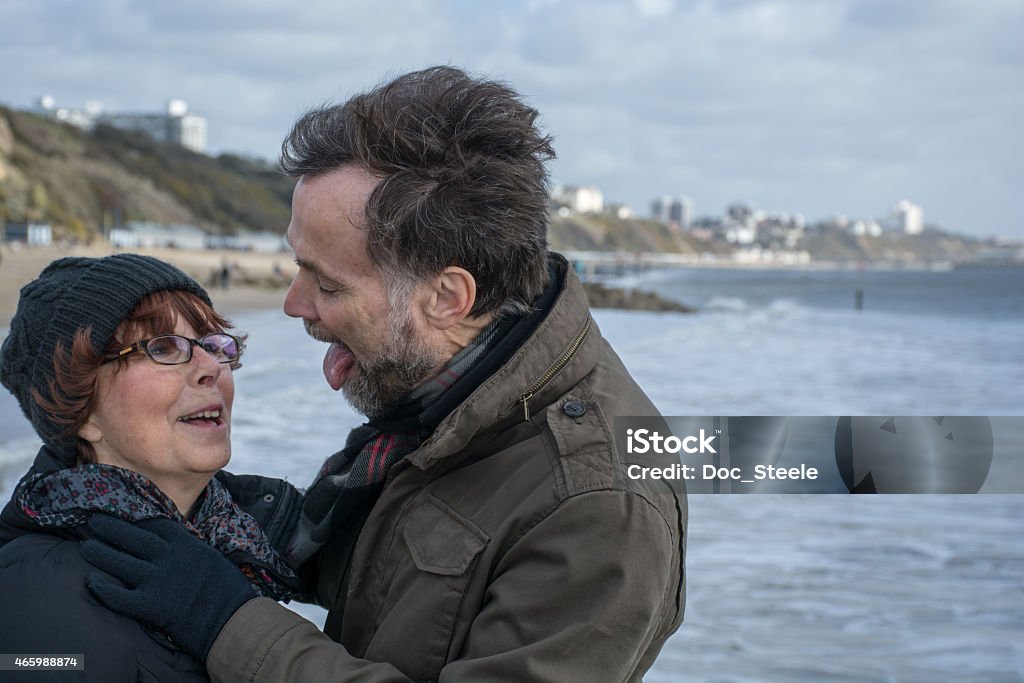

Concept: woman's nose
[[190, 343, 223, 385]]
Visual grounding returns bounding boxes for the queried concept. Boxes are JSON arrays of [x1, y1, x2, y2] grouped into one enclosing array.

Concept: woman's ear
[[78, 418, 103, 445]]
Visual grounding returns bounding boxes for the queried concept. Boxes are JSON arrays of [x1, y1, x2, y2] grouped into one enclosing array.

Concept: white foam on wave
[[703, 295, 749, 313], [763, 297, 805, 316]]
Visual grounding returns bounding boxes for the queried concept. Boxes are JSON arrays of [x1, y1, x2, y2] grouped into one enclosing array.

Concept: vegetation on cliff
[[548, 212, 731, 256], [0, 107, 293, 237]]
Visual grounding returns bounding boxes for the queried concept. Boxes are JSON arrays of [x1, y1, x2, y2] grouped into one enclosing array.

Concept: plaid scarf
[[14, 460, 297, 601], [287, 318, 506, 567]]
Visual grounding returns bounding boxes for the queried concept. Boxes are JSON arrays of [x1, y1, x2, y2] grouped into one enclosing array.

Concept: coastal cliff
[[0, 107, 1002, 268]]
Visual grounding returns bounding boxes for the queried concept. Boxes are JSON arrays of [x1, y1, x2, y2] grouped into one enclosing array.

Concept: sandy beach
[[0, 243, 294, 328]]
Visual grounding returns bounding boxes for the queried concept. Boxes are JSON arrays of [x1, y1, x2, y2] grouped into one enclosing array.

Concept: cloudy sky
[[2, 0, 1021, 238]]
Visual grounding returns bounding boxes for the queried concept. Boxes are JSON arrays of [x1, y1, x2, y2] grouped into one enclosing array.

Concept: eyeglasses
[[103, 333, 243, 366]]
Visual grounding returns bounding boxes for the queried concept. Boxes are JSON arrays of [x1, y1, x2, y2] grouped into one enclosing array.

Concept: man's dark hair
[[281, 66, 556, 317]]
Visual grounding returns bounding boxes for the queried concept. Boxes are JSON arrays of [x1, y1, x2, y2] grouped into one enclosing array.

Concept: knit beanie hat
[[0, 254, 213, 463]]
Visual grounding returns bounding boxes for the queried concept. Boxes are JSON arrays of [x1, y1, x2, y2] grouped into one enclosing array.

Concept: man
[[81, 66, 686, 682]]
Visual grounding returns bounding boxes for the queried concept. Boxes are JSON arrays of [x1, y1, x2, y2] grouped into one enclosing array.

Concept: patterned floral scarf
[[14, 462, 297, 601]]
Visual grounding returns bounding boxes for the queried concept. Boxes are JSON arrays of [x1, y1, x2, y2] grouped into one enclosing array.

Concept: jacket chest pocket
[[365, 495, 489, 679]]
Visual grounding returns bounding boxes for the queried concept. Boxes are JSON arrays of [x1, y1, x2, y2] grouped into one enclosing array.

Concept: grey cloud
[[0, 0, 1019, 236], [843, 0, 962, 31]]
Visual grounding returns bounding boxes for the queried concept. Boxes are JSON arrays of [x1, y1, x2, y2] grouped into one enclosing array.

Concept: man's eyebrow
[[293, 254, 351, 291], [293, 255, 324, 278], [285, 235, 320, 274]]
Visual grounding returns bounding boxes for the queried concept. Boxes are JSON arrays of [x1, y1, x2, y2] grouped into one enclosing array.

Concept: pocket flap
[[403, 496, 489, 576]]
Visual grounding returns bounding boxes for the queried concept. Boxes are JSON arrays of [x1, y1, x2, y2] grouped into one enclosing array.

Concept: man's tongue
[[323, 343, 356, 391]]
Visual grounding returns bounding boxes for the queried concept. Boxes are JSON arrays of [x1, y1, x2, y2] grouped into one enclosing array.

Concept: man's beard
[[305, 310, 443, 418]]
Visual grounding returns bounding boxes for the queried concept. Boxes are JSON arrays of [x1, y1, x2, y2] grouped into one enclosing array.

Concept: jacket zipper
[[520, 316, 593, 422]]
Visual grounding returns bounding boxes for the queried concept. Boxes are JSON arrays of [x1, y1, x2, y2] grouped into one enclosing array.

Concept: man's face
[[284, 166, 444, 416]]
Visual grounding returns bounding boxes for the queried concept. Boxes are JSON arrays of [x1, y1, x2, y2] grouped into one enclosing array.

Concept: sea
[[1, 265, 1021, 681]]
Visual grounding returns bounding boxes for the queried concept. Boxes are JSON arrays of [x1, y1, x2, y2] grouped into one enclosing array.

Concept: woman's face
[[79, 316, 235, 504]]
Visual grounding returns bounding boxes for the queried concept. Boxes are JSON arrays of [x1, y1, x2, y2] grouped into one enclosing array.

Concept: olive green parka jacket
[[207, 256, 687, 683]]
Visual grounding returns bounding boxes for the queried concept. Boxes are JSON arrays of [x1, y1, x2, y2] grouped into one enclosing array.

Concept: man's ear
[[421, 266, 477, 330]]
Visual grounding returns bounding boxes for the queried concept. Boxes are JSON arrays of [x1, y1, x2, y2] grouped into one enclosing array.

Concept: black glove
[[80, 515, 257, 662]]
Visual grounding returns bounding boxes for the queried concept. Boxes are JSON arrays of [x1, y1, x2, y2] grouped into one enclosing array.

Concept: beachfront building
[[605, 203, 634, 220], [651, 196, 671, 223], [651, 196, 693, 230], [892, 200, 924, 235], [109, 221, 207, 250], [670, 196, 693, 229], [755, 214, 806, 249], [101, 100, 207, 154], [2, 222, 52, 246], [212, 231, 289, 253], [851, 219, 884, 237], [727, 202, 760, 227], [32, 97, 208, 154], [32, 96, 97, 129], [732, 245, 812, 264], [725, 224, 757, 245], [552, 185, 605, 215]]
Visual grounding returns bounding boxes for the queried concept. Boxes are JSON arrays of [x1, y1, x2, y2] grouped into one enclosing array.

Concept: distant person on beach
[[79, 66, 687, 682], [0, 255, 299, 682], [218, 258, 231, 289]]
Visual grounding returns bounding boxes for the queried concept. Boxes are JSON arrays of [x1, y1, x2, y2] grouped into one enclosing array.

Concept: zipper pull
[[521, 393, 534, 422]]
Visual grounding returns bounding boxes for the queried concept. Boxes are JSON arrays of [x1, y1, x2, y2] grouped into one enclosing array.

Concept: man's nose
[[284, 272, 315, 320]]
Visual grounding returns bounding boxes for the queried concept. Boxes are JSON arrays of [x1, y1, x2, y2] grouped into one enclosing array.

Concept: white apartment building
[[554, 185, 604, 214], [893, 199, 924, 235], [34, 97, 208, 154], [851, 219, 883, 237], [670, 196, 693, 229], [651, 195, 693, 228]]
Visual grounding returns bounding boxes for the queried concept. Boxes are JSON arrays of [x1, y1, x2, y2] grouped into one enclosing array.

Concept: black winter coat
[[0, 449, 303, 682]]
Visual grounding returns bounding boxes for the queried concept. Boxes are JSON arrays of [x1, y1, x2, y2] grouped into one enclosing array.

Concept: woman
[[0, 254, 299, 681]]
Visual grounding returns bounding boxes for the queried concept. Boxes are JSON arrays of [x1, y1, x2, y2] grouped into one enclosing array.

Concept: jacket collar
[[408, 252, 602, 469]]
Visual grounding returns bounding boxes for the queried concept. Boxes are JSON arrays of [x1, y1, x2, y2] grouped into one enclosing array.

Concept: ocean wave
[[704, 296, 749, 313]]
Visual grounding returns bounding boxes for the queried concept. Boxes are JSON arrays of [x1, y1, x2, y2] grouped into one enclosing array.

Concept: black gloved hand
[[80, 515, 257, 662]]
